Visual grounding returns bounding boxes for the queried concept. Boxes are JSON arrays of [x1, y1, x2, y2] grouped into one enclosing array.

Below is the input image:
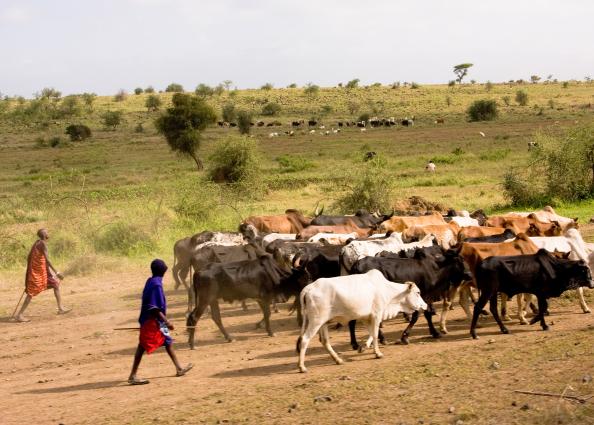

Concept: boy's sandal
[[128, 378, 150, 385], [176, 363, 193, 377]]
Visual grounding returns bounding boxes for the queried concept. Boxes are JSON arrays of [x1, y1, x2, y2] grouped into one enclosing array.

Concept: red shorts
[[47, 275, 60, 290], [139, 319, 171, 354]]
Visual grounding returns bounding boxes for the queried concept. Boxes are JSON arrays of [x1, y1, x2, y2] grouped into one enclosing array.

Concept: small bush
[[432, 154, 462, 164], [166, 83, 184, 93], [102, 111, 123, 130], [261, 102, 281, 116], [51, 233, 80, 259], [114, 89, 127, 102], [467, 99, 498, 121], [479, 149, 510, 161], [145, 94, 162, 112], [95, 222, 155, 256], [276, 155, 315, 173], [145, 86, 155, 93], [515, 90, 529, 106], [333, 158, 394, 213], [236, 110, 252, 135], [448, 80, 456, 87], [485, 81, 493, 91], [346, 79, 360, 89], [65, 124, 92, 141], [358, 112, 371, 122], [562, 81, 569, 88], [174, 181, 221, 223], [134, 87, 143, 95], [261, 83, 274, 90], [304, 83, 320, 96], [502, 95, 511, 106], [49, 136, 64, 147], [222, 103, 236, 122], [502, 171, 546, 206], [445, 95, 452, 106], [410, 82, 420, 89], [195, 84, 214, 97]]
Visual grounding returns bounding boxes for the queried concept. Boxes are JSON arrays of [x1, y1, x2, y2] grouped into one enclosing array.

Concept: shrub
[[65, 124, 92, 141], [207, 136, 265, 198], [102, 110, 123, 130], [49, 136, 64, 148], [515, 90, 528, 106], [81, 93, 96, 109], [174, 181, 221, 222], [287, 83, 297, 88], [60, 95, 81, 116], [222, 103, 236, 122], [304, 83, 320, 96], [562, 81, 569, 88], [358, 112, 371, 122], [114, 89, 127, 102], [502, 95, 511, 106], [502, 171, 546, 206], [145, 86, 155, 93], [145, 94, 162, 111], [134, 87, 143, 95], [467, 99, 498, 121], [485, 81, 493, 91], [236, 110, 252, 135], [135, 123, 144, 133], [276, 154, 315, 173], [410, 82, 420, 89], [346, 79, 360, 89], [261, 102, 281, 116], [94, 222, 155, 256], [448, 80, 456, 87], [260, 83, 274, 90], [333, 157, 394, 213], [195, 84, 214, 97], [166, 83, 184, 93]]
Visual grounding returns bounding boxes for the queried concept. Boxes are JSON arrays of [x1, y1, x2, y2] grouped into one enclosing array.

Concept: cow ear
[[537, 249, 557, 280], [406, 281, 415, 291]]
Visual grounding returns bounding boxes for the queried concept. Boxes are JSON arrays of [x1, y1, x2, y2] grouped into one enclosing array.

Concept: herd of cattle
[[172, 206, 594, 372], [216, 116, 416, 130]]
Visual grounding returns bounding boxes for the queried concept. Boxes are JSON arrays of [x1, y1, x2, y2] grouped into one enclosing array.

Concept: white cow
[[307, 232, 358, 245], [449, 216, 479, 227], [296, 270, 427, 373], [261, 233, 297, 249], [340, 233, 434, 274]]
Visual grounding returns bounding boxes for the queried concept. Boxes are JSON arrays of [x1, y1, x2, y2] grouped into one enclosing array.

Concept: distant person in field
[[425, 160, 436, 173], [15, 228, 70, 322], [128, 259, 193, 385]]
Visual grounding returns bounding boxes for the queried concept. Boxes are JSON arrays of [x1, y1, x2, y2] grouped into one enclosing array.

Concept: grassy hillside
[[1, 82, 593, 271]]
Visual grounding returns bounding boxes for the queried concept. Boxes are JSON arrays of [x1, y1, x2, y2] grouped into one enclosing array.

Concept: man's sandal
[[176, 363, 193, 377], [128, 378, 149, 385], [57, 308, 72, 315]]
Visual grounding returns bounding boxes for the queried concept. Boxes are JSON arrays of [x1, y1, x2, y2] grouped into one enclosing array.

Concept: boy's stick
[[113, 326, 198, 331], [10, 290, 26, 319]]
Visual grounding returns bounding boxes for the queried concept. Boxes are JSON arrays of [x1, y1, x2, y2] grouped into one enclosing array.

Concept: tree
[[134, 87, 144, 95], [261, 102, 281, 116], [65, 124, 91, 141], [60, 95, 81, 116], [467, 99, 498, 121], [81, 93, 96, 110], [195, 83, 214, 97], [261, 83, 274, 90], [154, 93, 217, 170], [165, 83, 184, 93], [102, 110, 123, 129], [145, 86, 155, 93], [222, 80, 233, 91], [287, 83, 297, 88], [145, 94, 162, 112], [303, 82, 320, 97], [236, 110, 252, 135], [38, 87, 61, 100], [453, 63, 473, 84], [222, 103, 236, 122], [530, 75, 541, 84], [346, 78, 360, 89], [515, 90, 529, 106]]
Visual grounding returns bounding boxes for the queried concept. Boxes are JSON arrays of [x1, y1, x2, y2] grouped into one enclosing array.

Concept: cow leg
[[577, 287, 591, 313], [459, 284, 473, 320], [241, 301, 249, 312], [348, 320, 359, 351], [186, 283, 195, 318], [320, 324, 343, 365], [187, 297, 209, 350], [210, 301, 234, 342], [500, 293, 512, 321], [257, 299, 275, 337], [298, 320, 324, 373], [272, 300, 280, 314], [424, 304, 441, 339], [517, 294, 531, 325], [440, 286, 456, 334], [470, 291, 490, 339], [489, 293, 509, 335], [371, 316, 383, 359], [378, 322, 386, 345], [530, 296, 550, 331], [400, 311, 420, 345]]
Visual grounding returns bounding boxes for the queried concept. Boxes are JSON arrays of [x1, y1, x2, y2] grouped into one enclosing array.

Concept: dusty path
[[1, 266, 593, 425]]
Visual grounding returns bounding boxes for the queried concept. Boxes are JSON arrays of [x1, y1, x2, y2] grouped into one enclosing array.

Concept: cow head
[[565, 259, 594, 290], [401, 282, 428, 313]]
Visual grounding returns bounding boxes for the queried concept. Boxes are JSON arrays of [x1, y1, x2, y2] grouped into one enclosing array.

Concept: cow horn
[[313, 200, 321, 216]]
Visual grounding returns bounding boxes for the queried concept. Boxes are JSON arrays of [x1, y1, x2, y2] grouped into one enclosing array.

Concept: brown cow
[[458, 226, 509, 241], [459, 234, 538, 324], [488, 214, 564, 236], [296, 219, 372, 240], [402, 222, 461, 249], [242, 209, 311, 234], [504, 206, 577, 230], [379, 212, 446, 233]]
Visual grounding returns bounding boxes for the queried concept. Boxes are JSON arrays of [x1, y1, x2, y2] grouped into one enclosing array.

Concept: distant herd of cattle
[[172, 206, 594, 372], [217, 116, 416, 130]]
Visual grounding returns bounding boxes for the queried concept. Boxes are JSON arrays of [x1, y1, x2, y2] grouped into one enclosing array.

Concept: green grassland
[[1, 81, 593, 271]]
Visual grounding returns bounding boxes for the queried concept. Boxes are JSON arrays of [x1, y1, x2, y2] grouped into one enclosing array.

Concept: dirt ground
[[1, 263, 593, 425]]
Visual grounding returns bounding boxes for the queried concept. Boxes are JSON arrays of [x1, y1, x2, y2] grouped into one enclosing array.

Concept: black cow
[[186, 254, 299, 349], [462, 229, 516, 244], [364, 151, 377, 161], [471, 249, 594, 339], [350, 249, 469, 347], [311, 208, 393, 227], [308, 120, 317, 127]]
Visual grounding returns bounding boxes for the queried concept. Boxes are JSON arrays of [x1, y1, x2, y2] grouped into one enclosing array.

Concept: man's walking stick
[[11, 290, 26, 319]]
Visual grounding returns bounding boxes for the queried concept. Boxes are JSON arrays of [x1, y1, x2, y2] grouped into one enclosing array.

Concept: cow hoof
[[529, 317, 539, 325], [584, 309, 591, 314], [440, 328, 448, 334], [542, 325, 549, 331], [471, 333, 479, 340], [268, 332, 276, 337], [335, 358, 344, 365], [400, 338, 409, 345], [501, 328, 509, 334], [502, 315, 512, 322], [519, 320, 528, 325], [375, 352, 384, 359], [226, 338, 236, 343], [431, 332, 442, 339], [357, 346, 366, 354], [299, 366, 308, 373], [351, 344, 360, 351]]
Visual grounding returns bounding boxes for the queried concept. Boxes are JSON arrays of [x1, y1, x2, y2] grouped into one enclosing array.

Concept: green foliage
[[134, 87, 143, 95], [236, 110, 252, 135], [358, 112, 371, 122], [195, 83, 214, 97], [515, 90, 529, 106], [485, 81, 493, 91], [114, 89, 127, 102], [453, 63, 473, 84], [410, 82, 420, 89], [562, 81, 569, 88], [333, 157, 394, 213], [448, 80, 456, 87], [81, 93, 96, 109], [101, 110, 123, 130], [467, 99, 498, 121], [304, 83, 320, 96], [261, 102, 281, 116], [222, 103, 236, 122], [144, 86, 155, 93], [145, 94, 162, 112], [65, 124, 92, 141], [94, 222, 155, 256], [287, 83, 297, 88], [174, 180, 221, 222], [207, 136, 265, 198], [347, 101, 360, 114], [276, 154, 315, 173], [502, 171, 546, 206], [166, 83, 184, 93], [479, 149, 510, 161], [154, 93, 217, 170], [346, 78, 360, 89], [502, 95, 511, 106], [530, 75, 541, 84], [60, 95, 81, 117], [261, 83, 274, 90]]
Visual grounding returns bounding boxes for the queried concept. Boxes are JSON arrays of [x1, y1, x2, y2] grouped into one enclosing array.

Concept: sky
[[1, 0, 593, 97]]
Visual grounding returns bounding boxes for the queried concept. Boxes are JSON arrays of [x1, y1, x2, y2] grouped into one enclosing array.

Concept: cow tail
[[296, 290, 308, 353]]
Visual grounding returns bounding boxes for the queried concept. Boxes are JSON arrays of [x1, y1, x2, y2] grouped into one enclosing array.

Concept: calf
[[402, 222, 461, 249], [296, 270, 426, 372], [471, 250, 593, 339]]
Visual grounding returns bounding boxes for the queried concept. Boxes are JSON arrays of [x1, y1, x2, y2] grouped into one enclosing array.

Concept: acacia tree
[[453, 63, 473, 84], [155, 93, 217, 170]]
